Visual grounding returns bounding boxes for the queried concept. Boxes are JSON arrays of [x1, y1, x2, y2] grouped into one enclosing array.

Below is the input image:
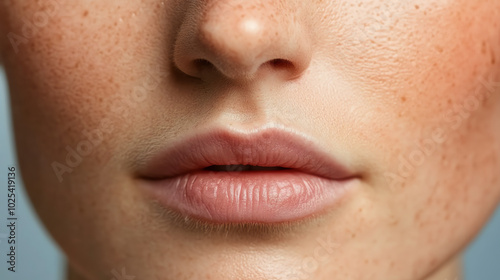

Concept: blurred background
[[0, 66, 499, 280]]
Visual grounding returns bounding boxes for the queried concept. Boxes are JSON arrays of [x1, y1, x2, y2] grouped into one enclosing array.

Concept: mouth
[[137, 126, 359, 224], [203, 165, 290, 172]]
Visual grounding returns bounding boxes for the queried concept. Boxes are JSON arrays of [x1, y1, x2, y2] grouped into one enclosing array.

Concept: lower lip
[[141, 170, 355, 223]]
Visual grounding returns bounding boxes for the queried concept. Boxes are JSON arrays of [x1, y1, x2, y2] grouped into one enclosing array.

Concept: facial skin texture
[[1, 0, 500, 279]]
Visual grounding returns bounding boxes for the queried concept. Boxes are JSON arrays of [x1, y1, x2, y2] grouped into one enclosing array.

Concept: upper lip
[[139, 125, 355, 180]]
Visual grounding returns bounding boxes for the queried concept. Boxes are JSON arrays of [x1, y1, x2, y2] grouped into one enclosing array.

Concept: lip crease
[[138, 126, 358, 224]]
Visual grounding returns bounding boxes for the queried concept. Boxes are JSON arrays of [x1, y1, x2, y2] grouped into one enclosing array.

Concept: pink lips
[[138, 127, 358, 224]]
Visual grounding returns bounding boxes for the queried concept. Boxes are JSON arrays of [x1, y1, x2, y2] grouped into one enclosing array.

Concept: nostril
[[269, 59, 294, 69], [267, 58, 303, 80], [193, 59, 214, 72], [194, 59, 211, 67]]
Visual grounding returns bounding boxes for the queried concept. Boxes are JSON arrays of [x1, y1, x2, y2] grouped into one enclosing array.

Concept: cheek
[[331, 0, 500, 113], [377, 1, 500, 198], [323, 0, 500, 271], [339, 0, 500, 174], [307, 1, 500, 181], [1, 2, 171, 253], [3, 1, 172, 163]]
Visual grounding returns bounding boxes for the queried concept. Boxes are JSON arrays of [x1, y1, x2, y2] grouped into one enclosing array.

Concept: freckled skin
[[1, 1, 500, 280]]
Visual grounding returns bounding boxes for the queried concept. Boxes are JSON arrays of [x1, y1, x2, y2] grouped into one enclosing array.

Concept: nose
[[173, 1, 313, 82]]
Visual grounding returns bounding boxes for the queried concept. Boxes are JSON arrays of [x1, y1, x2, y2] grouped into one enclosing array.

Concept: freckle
[[401, 96, 407, 103], [414, 5, 420, 9], [481, 41, 487, 54], [443, 202, 450, 211], [414, 210, 422, 221], [83, 10, 89, 17]]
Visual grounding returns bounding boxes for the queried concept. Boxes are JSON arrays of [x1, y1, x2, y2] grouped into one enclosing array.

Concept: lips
[[138, 126, 358, 224]]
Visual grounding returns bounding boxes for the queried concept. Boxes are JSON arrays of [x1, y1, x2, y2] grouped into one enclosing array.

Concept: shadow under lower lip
[[154, 203, 334, 240]]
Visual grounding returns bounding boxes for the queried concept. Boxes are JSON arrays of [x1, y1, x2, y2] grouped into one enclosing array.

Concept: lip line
[[138, 125, 356, 181]]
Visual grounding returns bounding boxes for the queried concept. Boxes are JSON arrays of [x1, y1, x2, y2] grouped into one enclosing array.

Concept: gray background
[[0, 67, 499, 280]]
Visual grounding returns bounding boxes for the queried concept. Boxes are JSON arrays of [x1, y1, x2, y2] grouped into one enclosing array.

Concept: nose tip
[[173, 2, 313, 81]]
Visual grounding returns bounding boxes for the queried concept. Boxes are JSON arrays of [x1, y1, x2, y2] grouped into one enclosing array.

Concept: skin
[[1, 0, 500, 279]]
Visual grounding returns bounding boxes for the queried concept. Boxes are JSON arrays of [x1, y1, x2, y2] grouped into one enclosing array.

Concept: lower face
[[1, 1, 500, 279]]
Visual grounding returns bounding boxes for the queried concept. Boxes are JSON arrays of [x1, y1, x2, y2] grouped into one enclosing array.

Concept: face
[[1, 1, 500, 279]]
